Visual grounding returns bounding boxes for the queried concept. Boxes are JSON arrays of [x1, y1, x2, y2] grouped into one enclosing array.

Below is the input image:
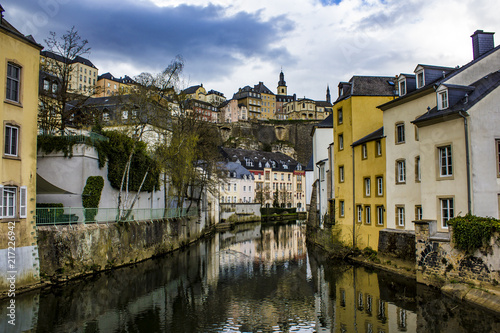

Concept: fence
[[36, 207, 198, 226]]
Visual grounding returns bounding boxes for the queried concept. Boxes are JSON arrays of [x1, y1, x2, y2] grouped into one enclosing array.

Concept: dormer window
[[438, 89, 449, 110], [399, 80, 406, 96], [416, 71, 424, 88]]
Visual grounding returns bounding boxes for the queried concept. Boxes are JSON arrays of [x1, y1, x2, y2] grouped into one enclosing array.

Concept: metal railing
[[36, 207, 198, 226]]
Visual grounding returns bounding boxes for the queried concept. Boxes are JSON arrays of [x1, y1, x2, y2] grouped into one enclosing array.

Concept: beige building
[[254, 82, 276, 120], [380, 30, 500, 232], [40, 50, 98, 96], [0, 5, 43, 291]]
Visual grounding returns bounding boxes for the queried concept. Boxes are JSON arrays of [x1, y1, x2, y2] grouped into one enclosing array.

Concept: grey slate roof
[[335, 76, 397, 103], [222, 162, 254, 180], [351, 127, 384, 147], [182, 85, 202, 94], [220, 147, 302, 172], [0, 8, 43, 49], [412, 70, 500, 126], [41, 50, 97, 68], [254, 82, 274, 95]]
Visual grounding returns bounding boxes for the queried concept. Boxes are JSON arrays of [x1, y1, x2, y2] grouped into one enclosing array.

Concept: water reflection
[[1, 222, 499, 332]]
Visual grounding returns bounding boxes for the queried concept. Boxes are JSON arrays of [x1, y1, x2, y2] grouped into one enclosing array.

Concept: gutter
[[352, 146, 356, 248], [458, 110, 472, 214]]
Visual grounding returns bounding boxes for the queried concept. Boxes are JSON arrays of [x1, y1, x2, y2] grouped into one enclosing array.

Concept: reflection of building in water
[[216, 224, 308, 279], [336, 267, 416, 333]]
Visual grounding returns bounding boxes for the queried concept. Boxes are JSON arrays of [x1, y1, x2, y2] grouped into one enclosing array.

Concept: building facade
[[0, 5, 43, 291]]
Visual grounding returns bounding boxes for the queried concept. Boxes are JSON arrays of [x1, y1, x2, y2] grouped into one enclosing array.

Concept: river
[[1, 222, 499, 332]]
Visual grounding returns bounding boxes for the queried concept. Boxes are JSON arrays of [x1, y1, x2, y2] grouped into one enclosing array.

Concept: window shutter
[[0, 185, 3, 218], [20, 186, 27, 218]]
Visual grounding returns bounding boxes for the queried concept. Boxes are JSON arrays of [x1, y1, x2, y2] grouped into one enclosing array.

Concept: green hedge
[[82, 176, 104, 222], [448, 214, 500, 253]]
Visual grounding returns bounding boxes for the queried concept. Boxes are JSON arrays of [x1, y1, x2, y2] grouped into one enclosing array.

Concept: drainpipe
[[352, 146, 356, 249], [316, 164, 322, 228], [458, 110, 472, 214]]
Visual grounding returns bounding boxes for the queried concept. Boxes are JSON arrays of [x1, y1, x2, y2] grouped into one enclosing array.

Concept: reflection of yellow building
[[0, 5, 43, 291], [333, 76, 395, 247]]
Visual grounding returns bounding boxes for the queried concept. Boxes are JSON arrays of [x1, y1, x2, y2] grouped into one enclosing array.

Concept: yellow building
[[0, 5, 43, 291], [95, 72, 134, 97], [254, 82, 276, 120], [351, 128, 386, 249], [232, 86, 262, 120], [333, 76, 395, 248], [40, 50, 98, 96]]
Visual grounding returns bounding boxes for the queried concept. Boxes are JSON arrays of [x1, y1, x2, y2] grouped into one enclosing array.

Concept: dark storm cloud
[[7, 0, 295, 77]]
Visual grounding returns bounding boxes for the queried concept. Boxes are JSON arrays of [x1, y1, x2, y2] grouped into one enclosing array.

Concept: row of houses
[[311, 30, 500, 250]]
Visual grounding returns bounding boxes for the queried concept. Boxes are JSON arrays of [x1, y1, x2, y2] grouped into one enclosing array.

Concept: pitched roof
[[220, 147, 302, 172], [335, 76, 396, 103], [182, 85, 202, 94], [0, 8, 43, 49], [413, 70, 500, 126], [351, 127, 384, 147], [222, 162, 254, 180], [254, 82, 274, 95], [41, 50, 96, 68]]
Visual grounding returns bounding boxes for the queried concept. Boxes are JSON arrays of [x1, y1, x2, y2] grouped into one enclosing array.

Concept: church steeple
[[326, 84, 331, 104], [277, 70, 287, 95]]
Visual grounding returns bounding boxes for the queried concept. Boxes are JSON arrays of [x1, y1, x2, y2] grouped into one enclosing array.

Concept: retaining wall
[[37, 217, 203, 280]]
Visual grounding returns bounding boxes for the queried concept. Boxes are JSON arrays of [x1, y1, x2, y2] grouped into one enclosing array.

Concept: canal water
[[1, 222, 499, 332]]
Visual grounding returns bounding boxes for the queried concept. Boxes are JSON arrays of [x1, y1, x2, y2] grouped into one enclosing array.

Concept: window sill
[[4, 99, 23, 108], [3, 155, 21, 161]]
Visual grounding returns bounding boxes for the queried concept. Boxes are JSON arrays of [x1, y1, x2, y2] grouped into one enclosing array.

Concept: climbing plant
[[447, 214, 500, 253], [82, 176, 104, 222]]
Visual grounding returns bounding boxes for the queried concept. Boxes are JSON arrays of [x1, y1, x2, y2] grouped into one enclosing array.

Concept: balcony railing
[[36, 207, 198, 226]]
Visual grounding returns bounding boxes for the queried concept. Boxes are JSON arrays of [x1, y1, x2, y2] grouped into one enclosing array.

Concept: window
[[243, 186, 246, 192], [338, 133, 344, 150], [440, 198, 454, 228], [397, 206, 405, 227], [43, 79, 50, 91], [364, 177, 371, 196], [438, 145, 453, 177], [4, 125, 19, 157], [438, 90, 449, 109], [362, 144, 367, 159], [338, 108, 343, 125], [233, 184, 237, 191], [415, 156, 421, 182], [376, 177, 383, 196], [417, 72, 424, 88], [122, 111, 128, 120], [399, 80, 406, 96], [497, 140, 500, 177], [6, 63, 21, 102], [357, 205, 362, 223], [376, 140, 382, 156], [396, 123, 405, 144], [416, 205, 423, 220], [2, 186, 16, 218], [396, 160, 406, 184], [20, 186, 27, 218], [365, 206, 371, 224], [377, 206, 384, 225], [339, 166, 344, 183], [52, 82, 57, 93], [340, 200, 345, 217]]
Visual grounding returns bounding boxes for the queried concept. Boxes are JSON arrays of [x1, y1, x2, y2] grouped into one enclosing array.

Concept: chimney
[[471, 30, 495, 60]]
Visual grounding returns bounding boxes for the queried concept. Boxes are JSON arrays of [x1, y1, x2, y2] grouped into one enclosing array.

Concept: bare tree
[[40, 26, 95, 134]]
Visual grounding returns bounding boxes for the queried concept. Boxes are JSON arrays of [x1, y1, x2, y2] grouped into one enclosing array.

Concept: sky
[[5, 0, 500, 101]]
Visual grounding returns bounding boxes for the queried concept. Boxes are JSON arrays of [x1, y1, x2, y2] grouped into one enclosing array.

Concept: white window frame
[[362, 144, 367, 159], [4, 125, 19, 157], [338, 134, 344, 150], [397, 160, 406, 183], [3, 186, 16, 218], [416, 205, 423, 220], [439, 145, 453, 177], [340, 200, 345, 217], [440, 198, 454, 228], [397, 206, 405, 227], [364, 177, 371, 196], [365, 206, 371, 224], [438, 90, 449, 110], [357, 205, 362, 223], [415, 156, 421, 181], [376, 140, 382, 156], [416, 71, 424, 88], [376, 177, 383, 196], [339, 166, 344, 183], [399, 79, 406, 96], [377, 206, 384, 225]]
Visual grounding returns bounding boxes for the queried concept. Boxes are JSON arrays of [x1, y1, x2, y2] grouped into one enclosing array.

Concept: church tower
[[326, 85, 331, 104], [277, 70, 287, 95]]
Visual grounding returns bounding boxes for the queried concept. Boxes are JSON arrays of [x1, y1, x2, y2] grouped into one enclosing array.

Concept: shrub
[[447, 214, 500, 253]]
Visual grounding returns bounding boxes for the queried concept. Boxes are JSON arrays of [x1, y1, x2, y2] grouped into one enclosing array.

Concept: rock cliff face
[[219, 121, 316, 166]]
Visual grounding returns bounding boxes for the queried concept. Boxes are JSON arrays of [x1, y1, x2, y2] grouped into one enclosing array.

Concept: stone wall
[[414, 220, 500, 287], [37, 217, 203, 280], [378, 229, 415, 262], [220, 203, 261, 222]]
